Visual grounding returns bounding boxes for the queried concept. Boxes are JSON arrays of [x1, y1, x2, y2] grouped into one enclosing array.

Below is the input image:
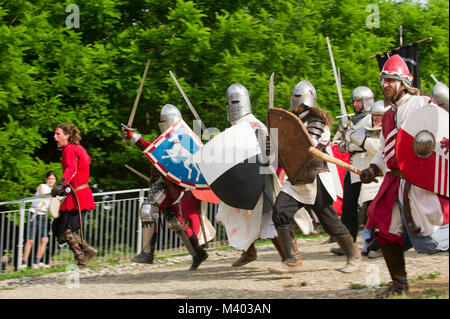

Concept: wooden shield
[[267, 108, 315, 184]]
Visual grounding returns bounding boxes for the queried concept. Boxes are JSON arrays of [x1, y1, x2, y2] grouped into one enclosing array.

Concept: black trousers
[[341, 172, 362, 242], [52, 209, 87, 239], [273, 178, 349, 238]]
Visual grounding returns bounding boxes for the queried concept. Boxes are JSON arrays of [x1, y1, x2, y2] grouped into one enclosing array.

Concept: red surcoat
[[60, 143, 95, 212]]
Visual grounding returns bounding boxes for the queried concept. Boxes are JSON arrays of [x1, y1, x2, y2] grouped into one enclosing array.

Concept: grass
[[0, 231, 329, 282], [348, 272, 443, 290], [388, 288, 449, 299], [408, 272, 441, 283], [348, 271, 448, 299], [348, 283, 385, 290], [0, 265, 69, 281], [414, 289, 448, 299]]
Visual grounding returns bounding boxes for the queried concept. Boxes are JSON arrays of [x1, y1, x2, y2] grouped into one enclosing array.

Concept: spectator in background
[[21, 171, 57, 270]]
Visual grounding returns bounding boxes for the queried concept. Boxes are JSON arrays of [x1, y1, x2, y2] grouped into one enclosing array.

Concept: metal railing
[[0, 188, 227, 274]]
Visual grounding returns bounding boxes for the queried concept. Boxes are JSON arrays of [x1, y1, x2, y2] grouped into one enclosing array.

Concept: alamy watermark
[[66, 4, 80, 29], [366, 4, 380, 29], [365, 264, 381, 288], [65, 264, 80, 288]]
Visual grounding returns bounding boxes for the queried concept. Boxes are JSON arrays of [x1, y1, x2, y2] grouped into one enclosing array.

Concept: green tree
[[0, 0, 448, 205]]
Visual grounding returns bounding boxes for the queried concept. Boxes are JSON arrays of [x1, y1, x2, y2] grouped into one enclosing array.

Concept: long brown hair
[[56, 124, 81, 145]]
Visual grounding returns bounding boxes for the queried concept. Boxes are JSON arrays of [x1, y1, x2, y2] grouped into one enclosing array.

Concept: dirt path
[[0, 237, 448, 299]]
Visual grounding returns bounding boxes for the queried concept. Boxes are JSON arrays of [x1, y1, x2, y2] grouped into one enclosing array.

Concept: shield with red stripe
[[329, 143, 350, 215], [396, 105, 449, 197], [143, 119, 209, 190]]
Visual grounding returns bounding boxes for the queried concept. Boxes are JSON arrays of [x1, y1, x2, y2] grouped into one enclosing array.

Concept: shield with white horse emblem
[[143, 119, 209, 190]]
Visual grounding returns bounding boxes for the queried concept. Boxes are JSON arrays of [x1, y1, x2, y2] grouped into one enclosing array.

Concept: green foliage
[[0, 0, 448, 204]]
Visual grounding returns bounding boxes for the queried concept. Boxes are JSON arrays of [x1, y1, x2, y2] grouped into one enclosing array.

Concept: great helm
[[431, 81, 449, 112], [158, 104, 182, 133], [290, 80, 317, 111], [380, 54, 413, 88], [226, 83, 252, 122], [370, 100, 387, 115], [352, 86, 375, 112]]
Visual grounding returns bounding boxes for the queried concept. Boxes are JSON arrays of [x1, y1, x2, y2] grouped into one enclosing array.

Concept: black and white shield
[[193, 122, 264, 210]]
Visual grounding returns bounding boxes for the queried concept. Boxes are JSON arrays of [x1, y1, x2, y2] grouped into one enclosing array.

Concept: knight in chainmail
[[122, 104, 208, 271], [330, 86, 378, 256], [216, 83, 287, 267], [268, 80, 361, 274]]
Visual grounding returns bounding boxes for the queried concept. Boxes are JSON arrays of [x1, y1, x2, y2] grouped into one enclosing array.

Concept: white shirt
[[30, 184, 52, 215]]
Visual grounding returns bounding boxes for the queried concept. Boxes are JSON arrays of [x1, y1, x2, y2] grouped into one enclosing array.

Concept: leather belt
[[403, 181, 420, 235], [73, 184, 89, 192], [390, 170, 404, 178], [389, 170, 418, 234]]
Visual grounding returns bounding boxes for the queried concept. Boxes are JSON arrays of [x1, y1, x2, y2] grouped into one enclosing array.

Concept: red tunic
[[365, 109, 401, 235], [60, 143, 95, 212], [366, 106, 448, 245], [160, 189, 201, 237]]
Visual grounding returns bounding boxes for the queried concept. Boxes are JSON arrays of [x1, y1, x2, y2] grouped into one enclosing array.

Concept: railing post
[[136, 189, 144, 254], [17, 202, 25, 271]]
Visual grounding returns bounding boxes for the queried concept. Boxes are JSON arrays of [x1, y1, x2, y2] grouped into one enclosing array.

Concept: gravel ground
[[0, 236, 448, 299]]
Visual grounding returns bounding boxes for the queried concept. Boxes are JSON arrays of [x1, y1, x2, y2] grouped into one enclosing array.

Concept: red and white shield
[[396, 105, 449, 197]]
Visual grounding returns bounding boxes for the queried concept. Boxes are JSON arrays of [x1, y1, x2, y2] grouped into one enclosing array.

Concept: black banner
[[375, 42, 421, 89]]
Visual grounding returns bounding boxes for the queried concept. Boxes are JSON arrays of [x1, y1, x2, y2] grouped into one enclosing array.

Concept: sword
[[169, 70, 210, 139], [431, 74, 439, 84], [326, 37, 350, 130], [267, 72, 277, 161], [269, 72, 274, 108], [122, 59, 151, 142]]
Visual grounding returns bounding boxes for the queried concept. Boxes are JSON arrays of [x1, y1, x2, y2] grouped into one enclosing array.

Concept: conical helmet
[[380, 54, 413, 87]]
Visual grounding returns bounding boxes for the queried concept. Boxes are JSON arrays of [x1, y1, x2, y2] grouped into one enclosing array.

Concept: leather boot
[[57, 232, 68, 245], [376, 244, 408, 298], [73, 233, 97, 262], [268, 226, 302, 274], [322, 236, 335, 244], [232, 243, 257, 267], [330, 247, 345, 256], [132, 250, 155, 264], [64, 230, 87, 268], [292, 238, 301, 260], [334, 234, 361, 273], [271, 236, 287, 261], [188, 234, 208, 271]]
